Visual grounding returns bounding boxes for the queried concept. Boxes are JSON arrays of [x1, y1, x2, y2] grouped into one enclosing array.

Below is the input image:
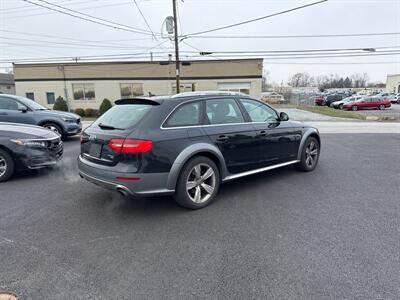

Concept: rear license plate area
[[89, 143, 102, 158]]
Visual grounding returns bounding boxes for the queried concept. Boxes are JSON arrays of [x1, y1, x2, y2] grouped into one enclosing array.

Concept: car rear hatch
[[81, 98, 160, 167]]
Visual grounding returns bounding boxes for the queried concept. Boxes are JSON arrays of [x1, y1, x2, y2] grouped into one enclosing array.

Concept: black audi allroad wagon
[[78, 92, 320, 209]]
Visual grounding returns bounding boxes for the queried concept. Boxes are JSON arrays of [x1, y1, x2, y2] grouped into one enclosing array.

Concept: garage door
[[217, 82, 251, 95]]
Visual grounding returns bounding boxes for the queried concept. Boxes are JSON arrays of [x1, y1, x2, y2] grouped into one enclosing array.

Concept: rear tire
[[0, 149, 15, 182], [378, 104, 385, 110], [296, 137, 320, 172], [352, 105, 358, 111], [173, 156, 220, 209]]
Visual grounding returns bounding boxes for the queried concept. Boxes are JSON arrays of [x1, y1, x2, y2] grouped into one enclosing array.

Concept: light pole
[[172, 0, 180, 94]]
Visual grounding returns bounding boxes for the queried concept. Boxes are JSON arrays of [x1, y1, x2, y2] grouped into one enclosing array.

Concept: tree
[[262, 70, 271, 91], [351, 73, 369, 88], [288, 72, 312, 87], [343, 77, 352, 88], [53, 96, 68, 111], [99, 98, 112, 116]]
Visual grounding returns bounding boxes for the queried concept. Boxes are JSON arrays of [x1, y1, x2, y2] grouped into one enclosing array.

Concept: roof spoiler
[[115, 97, 162, 105]]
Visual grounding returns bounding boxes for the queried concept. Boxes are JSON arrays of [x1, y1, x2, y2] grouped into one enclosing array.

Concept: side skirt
[[223, 160, 300, 182]]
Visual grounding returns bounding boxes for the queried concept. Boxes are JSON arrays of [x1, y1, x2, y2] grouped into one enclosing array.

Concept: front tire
[[339, 104, 344, 110], [352, 105, 358, 111], [0, 149, 15, 182], [42, 123, 65, 140], [296, 137, 320, 172], [378, 104, 385, 110], [174, 156, 220, 209]]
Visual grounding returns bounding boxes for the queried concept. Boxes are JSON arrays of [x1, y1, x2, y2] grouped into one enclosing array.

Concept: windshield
[[16, 96, 48, 110], [92, 104, 152, 130]]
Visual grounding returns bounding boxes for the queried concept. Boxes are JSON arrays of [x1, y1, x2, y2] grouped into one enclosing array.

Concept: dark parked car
[[0, 122, 63, 182], [0, 94, 82, 139], [343, 96, 391, 111], [78, 93, 321, 209], [324, 94, 346, 107]]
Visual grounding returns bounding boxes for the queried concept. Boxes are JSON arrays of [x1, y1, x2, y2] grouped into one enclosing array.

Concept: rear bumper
[[77, 155, 174, 197]]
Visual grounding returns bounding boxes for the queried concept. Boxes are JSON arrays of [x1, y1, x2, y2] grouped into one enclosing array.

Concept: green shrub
[[84, 108, 99, 118], [53, 96, 68, 111], [99, 98, 112, 116], [74, 108, 85, 117]]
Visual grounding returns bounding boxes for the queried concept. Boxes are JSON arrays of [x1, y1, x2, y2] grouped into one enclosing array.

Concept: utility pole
[[172, 0, 180, 94]]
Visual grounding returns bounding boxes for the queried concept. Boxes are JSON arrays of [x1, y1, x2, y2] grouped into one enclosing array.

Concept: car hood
[[0, 122, 58, 139], [34, 110, 80, 120]]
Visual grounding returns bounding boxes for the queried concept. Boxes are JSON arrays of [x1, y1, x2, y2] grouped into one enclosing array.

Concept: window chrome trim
[[223, 160, 300, 181], [160, 96, 281, 130]]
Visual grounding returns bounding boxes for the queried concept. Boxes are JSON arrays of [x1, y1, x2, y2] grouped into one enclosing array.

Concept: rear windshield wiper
[[98, 123, 124, 130]]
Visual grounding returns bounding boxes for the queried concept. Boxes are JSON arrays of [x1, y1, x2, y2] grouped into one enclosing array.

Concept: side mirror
[[279, 112, 289, 121], [18, 106, 28, 113]]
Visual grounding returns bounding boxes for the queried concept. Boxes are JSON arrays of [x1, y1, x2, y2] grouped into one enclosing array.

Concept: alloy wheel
[[305, 140, 318, 168], [186, 163, 216, 203], [379, 104, 385, 110], [0, 155, 7, 177], [45, 125, 60, 134]]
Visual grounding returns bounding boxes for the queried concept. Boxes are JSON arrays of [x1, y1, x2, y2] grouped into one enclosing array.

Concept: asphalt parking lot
[[1, 133, 400, 299]]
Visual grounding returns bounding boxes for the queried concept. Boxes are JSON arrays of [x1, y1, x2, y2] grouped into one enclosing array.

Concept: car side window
[[165, 101, 201, 127], [206, 98, 244, 125], [0, 97, 24, 111], [239, 98, 278, 122]]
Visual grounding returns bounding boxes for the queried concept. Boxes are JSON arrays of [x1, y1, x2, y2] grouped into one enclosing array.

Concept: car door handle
[[216, 135, 229, 142], [257, 130, 267, 137]]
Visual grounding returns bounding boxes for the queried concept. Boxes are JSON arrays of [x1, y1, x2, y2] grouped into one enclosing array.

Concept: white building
[[13, 59, 263, 110], [386, 74, 400, 93]]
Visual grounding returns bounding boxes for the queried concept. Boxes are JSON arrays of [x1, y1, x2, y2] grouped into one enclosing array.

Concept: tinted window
[[165, 101, 201, 127], [92, 104, 152, 129], [0, 97, 24, 110], [240, 98, 278, 122], [206, 98, 244, 125]]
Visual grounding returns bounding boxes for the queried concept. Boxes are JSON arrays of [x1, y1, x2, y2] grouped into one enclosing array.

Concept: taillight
[[108, 139, 153, 154]]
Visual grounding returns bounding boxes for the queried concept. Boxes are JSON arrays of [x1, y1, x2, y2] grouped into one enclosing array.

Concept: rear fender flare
[[166, 143, 227, 190]]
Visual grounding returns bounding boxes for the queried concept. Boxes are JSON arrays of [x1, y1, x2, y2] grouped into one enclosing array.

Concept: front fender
[[297, 127, 320, 160], [166, 143, 227, 190]]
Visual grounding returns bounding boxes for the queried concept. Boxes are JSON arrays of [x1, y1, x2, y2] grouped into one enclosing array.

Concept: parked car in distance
[[331, 96, 364, 109], [261, 92, 285, 104], [314, 95, 325, 106], [343, 96, 391, 111], [0, 94, 82, 139], [324, 94, 346, 107], [0, 122, 63, 182], [78, 93, 321, 209], [394, 93, 400, 104]]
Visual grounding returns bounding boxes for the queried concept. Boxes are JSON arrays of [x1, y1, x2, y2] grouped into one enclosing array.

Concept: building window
[[172, 83, 195, 94], [46, 92, 55, 104], [6, 86, 11, 90], [25, 92, 35, 100], [72, 83, 95, 100], [217, 82, 250, 95], [120, 83, 144, 98]]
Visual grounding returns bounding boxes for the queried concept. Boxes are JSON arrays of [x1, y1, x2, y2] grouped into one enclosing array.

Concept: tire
[[378, 104, 385, 110], [352, 105, 358, 111], [0, 149, 15, 182], [339, 104, 344, 110], [296, 136, 320, 172], [42, 123, 65, 140], [173, 156, 220, 209]]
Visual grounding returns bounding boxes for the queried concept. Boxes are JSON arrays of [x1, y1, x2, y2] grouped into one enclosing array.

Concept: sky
[[0, 0, 399, 85]]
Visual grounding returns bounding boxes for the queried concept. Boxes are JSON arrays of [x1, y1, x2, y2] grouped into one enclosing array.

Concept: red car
[[343, 97, 391, 111], [314, 96, 325, 106]]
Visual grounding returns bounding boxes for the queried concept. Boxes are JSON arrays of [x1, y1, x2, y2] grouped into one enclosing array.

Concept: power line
[[188, 32, 400, 39], [132, 0, 158, 40], [0, 36, 163, 50], [265, 61, 400, 65], [21, 0, 156, 36], [183, 0, 328, 37]]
